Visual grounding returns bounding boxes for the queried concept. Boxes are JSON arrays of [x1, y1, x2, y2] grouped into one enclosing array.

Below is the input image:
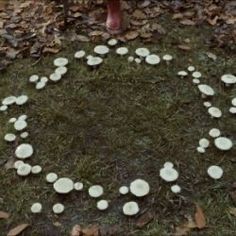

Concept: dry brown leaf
[[174, 217, 197, 236], [194, 204, 206, 229], [180, 19, 196, 26], [228, 207, 236, 217], [0, 211, 10, 219], [7, 224, 30, 236], [125, 31, 139, 40], [136, 211, 154, 228], [82, 224, 100, 236], [177, 45, 191, 51], [132, 9, 146, 19], [71, 224, 82, 236]]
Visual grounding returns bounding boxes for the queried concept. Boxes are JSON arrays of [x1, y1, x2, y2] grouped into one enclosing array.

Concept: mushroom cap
[[14, 160, 24, 169], [163, 162, 174, 169], [4, 133, 16, 142], [53, 177, 74, 194], [52, 203, 65, 214], [97, 200, 109, 210], [50, 73, 61, 82], [40, 77, 48, 83], [119, 186, 129, 195], [54, 57, 69, 67], [203, 101, 212, 108], [171, 184, 181, 194], [55, 66, 67, 76], [2, 96, 16, 106], [29, 75, 39, 83], [116, 47, 129, 56], [177, 71, 188, 77], [87, 56, 103, 66], [160, 167, 179, 182], [192, 79, 200, 85], [214, 137, 233, 151], [88, 185, 104, 198], [135, 48, 150, 57], [163, 54, 173, 61], [31, 165, 42, 174], [209, 128, 221, 138], [20, 132, 29, 139], [9, 117, 17, 123], [221, 74, 236, 85], [208, 107, 222, 118], [74, 182, 83, 191], [232, 98, 236, 107], [130, 179, 150, 197], [17, 163, 32, 176], [0, 105, 8, 111], [46, 173, 58, 183], [199, 138, 210, 148], [198, 84, 215, 96], [94, 45, 109, 55], [123, 201, 139, 216], [145, 54, 161, 65], [74, 50, 86, 59], [128, 56, 134, 62], [197, 146, 206, 154], [14, 119, 27, 131], [31, 203, 42, 213], [207, 165, 223, 179], [16, 95, 28, 105], [18, 114, 27, 120], [187, 66, 195, 72], [229, 107, 236, 114], [15, 143, 34, 159], [192, 71, 202, 79], [135, 58, 142, 64], [107, 38, 118, 46]]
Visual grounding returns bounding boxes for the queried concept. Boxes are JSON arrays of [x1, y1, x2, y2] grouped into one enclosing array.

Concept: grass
[[0, 15, 236, 235]]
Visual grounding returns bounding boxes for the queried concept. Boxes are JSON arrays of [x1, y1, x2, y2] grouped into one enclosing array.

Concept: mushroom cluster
[[160, 162, 179, 182], [0, 95, 28, 112]]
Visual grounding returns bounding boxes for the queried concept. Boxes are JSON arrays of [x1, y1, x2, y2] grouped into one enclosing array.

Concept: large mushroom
[[88, 185, 104, 198], [160, 166, 179, 182], [198, 84, 215, 98], [123, 201, 139, 216], [145, 54, 161, 65], [94, 45, 109, 56], [17, 163, 32, 176], [214, 137, 233, 151], [208, 107, 222, 118], [53, 177, 74, 194], [15, 144, 34, 159], [221, 74, 236, 86], [135, 48, 150, 58], [207, 165, 223, 179], [54, 57, 69, 67], [130, 179, 150, 197]]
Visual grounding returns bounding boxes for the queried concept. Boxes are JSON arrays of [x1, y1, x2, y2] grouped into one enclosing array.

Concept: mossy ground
[[0, 16, 236, 235]]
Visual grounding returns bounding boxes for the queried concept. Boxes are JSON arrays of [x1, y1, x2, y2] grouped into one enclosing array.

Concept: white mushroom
[[162, 54, 173, 63], [4, 133, 16, 142], [116, 47, 129, 56], [74, 182, 83, 191], [145, 54, 161, 65], [74, 50, 86, 59], [36, 81, 46, 90], [17, 163, 32, 176], [208, 107, 222, 118], [177, 71, 188, 77], [20, 132, 29, 139], [53, 177, 74, 194], [203, 101, 212, 108], [221, 74, 236, 86], [29, 75, 39, 83], [49, 73, 61, 82], [197, 146, 205, 154], [214, 137, 233, 151], [15, 143, 34, 159], [40, 77, 48, 83], [14, 119, 27, 131], [207, 165, 223, 179], [209, 128, 221, 138], [192, 71, 202, 79], [123, 201, 139, 216], [192, 79, 200, 85], [46, 173, 58, 183], [9, 117, 17, 123], [54, 57, 68, 67], [229, 107, 236, 114], [31, 165, 42, 174], [87, 56, 103, 67], [160, 167, 179, 182], [171, 185, 181, 194], [135, 48, 150, 58], [187, 66, 195, 72], [97, 200, 109, 211], [88, 185, 104, 198], [107, 38, 118, 46], [232, 98, 236, 107], [94, 45, 109, 56], [163, 162, 174, 169], [15, 95, 28, 105], [14, 160, 24, 169], [31, 203, 42, 214], [198, 84, 215, 97], [52, 203, 64, 214], [0, 105, 8, 111], [55, 66, 68, 76], [2, 96, 16, 106], [18, 114, 27, 120], [135, 58, 142, 64], [199, 138, 210, 148], [128, 56, 134, 62], [119, 186, 129, 195], [130, 179, 150, 197]]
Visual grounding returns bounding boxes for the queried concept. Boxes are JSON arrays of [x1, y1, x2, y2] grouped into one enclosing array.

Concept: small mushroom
[[135, 58, 142, 64], [9, 117, 17, 123], [14, 119, 27, 131], [36, 81, 46, 90], [20, 132, 29, 139], [135, 48, 150, 58], [87, 56, 103, 68], [40, 77, 48, 83], [15, 95, 28, 105], [74, 182, 83, 191], [208, 107, 222, 118], [229, 107, 236, 114], [123, 201, 139, 216], [31, 203, 42, 214], [14, 160, 24, 169], [232, 98, 236, 107], [53, 177, 74, 194], [209, 128, 221, 138], [130, 179, 150, 197], [163, 162, 174, 169], [107, 38, 118, 46], [162, 54, 173, 64], [4, 133, 16, 142], [29, 75, 39, 83], [97, 200, 109, 211], [177, 71, 188, 77], [187, 66, 195, 72], [18, 114, 27, 120], [15, 143, 34, 159], [214, 137, 233, 151], [197, 146, 205, 154], [31, 165, 42, 174], [0, 105, 8, 111], [199, 138, 210, 148], [160, 167, 179, 182], [203, 101, 212, 108], [119, 186, 129, 195], [52, 203, 64, 214], [192, 79, 200, 85], [192, 71, 202, 79], [116, 47, 129, 56], [145, 54, 161, 65], [74, 50, 86, 59], [94, 45, 109, 56], [127, 56, 134, 62], [54, 57, 68, 67], [55, 66, 67, 76], [171, 185, 181, 194], [207, 165, 223, 179], [221, 74, 236, 86], [17, 163, 32, 176], [46, 173, 58, 183], [50, 73, 61, 82], [88, 185, 104, 198], [2, 96, 16, 106], [198, 84, 215, 97]]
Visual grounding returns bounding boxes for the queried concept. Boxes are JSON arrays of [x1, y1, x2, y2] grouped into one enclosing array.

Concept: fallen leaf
[[71, 224, 82, 236], [177, 45, 191, 51], [229, 207, 236, 217], [82, 224, 100, 236], [0, 211, 10, 219], [136, 211, 154, 228], [7, 224, 30, 236], [194, 204, 206, 229], [180, 19, 195, 26], [125, 31, 139, 40], [174, 217, 197, 236]]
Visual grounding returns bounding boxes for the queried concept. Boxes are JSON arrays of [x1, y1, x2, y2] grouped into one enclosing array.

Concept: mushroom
[[49, 73, 61, 82], [16, 95, 28, 106], [20, 132, 29, 139], [160, 167, 179, 182], [119, 186, 129, 195], [208, 107, 222, 118], [46, 173, 58, 183], [116, 47, 129, 56], [177, 71, 188, 77], [221, 74, 236, 86], [53, 203, 65, 214], [18, 114, 27, 120], [192, 71, 202, 79], [53, 177, 74, 194], [40, 77, 48, 83], [94, 45, 109, 56], [192, 79, 200, 85], [0, 105, 8, 111], [9, 117, 17, 123], [198, 84, 215, 97], [203, 101, 212, 108], [199, 138, 210, 148], [171, 184, 181, 194], [123, 201, 139, 216], [2, 96, 16, 106], [130, 179, 150, 197], [214, 137, 233, 151], [97, 200, 109, 211], [87, 56, 103, 68], [14, 160, 24, 169], [135, 58, 142, 64], [55, 66, 68, 76], [15, 143, 34, 159], [209, 128, 221, 138], [187, 66, 195, 72], [128, 56, 134, 62], [14, 119, 27, 131], [229, 107, 236, 114], [74, 50, 86, 59], [54, 57, 68, 67], [74, 182, 83, 191], [207, 165, 223, 179], [107, 38, 118, 46], [232, 98, 236, 107], [88, 185, 104, 198], [162, 54, 173, 64], [31, 165, 42, 174], [197, 146, 205, 154], [4, 133, 16, 142], [29, 75, 39, 83], [145, 54, 161, 65], [135, 48, 150, 58], [31, 203, 42, 214], [163, 162, 174, 169], [17, 163, 32, 176]]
